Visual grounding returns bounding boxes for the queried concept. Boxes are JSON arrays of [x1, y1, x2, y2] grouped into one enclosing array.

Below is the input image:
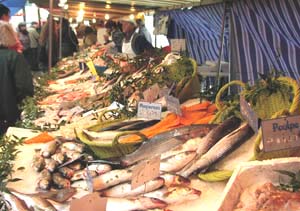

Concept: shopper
[[28, 21, 40, 71], [0, 4, 23, 53], [39, 18, 59, 67], [121, 18, 153, 58], [96, 21, 107, 45], [61, 18, 78, 58], [105, 20, 124, 53], [83, 26, 97, 48], [135, 13, 152, 44], [17, 22, 30, 64], [0, 21, 34, 135]]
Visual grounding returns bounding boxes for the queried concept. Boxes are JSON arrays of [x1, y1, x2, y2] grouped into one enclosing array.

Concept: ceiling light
[[76, 16, 83, 22], [58, 2, 64, 7], [64, 4, 69, 10], [105, 4, 111, 9], [78, 9, 85, 17], [79, 2, 85, 10], [92, 18, 96, 23], [69, 17, 73, 23], [130, 6, 136, 12], [129, 14, 135, 20], [105, 14, 110, 20]]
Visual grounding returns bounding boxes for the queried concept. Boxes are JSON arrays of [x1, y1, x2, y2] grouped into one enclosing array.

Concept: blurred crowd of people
[[0, 2, 154, 135]]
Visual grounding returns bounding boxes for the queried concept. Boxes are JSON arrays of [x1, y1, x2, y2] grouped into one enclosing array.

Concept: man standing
[[121, 17, 153, 58], [28, 21, 40, 71], [135, 13, 152, 44]]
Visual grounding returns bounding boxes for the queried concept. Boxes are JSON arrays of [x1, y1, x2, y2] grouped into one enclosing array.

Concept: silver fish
[[87, 163, 112, 175], [179, 123, 254, 177], [52, 173, 71, 189], [121, 124, 216, 167], [160, 151, 197, 173], [37, 169, 52, 190], [160, 137, 203, 160], [179, 117, 241, 176], [61, 142, 85, 153], [41, 140, 60, 158], [9, 188, 76, 203], [51, 152, 65, 164], [30, 196, 57, 211], [160, 173, 190, 187], [32, 154, 45, 172], [93, 169, 133, 191], [45, 159, 59, 172], [64, 150, 82, 160], [1, 192, 31, 211], [58, 167, 74, 179], [70, 169, 98, 182], [144, 186, 201, 205], [106, 197, 167, 211], [102, 178, 165, 197], [11, 193, 57, 211]]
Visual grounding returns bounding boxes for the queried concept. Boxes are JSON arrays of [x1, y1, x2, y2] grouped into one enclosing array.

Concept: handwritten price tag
[[240, 96, 259, 132], [143, 84, 160, 103], [262, 115, 300, 152], [131, 156, 161, 190], [170, 39, 186, 52], [137, 102, 162, 120], [70, 193, 107, 211], [165, 95, 182, 116]]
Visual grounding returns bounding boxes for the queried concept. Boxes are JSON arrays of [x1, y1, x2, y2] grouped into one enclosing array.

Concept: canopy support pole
[[216, 2, 228, 90], [48, 0, 54, 72]]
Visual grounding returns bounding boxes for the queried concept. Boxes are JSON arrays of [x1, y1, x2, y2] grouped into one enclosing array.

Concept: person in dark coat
[[0, 21, 34, 135], [61, 18, 78, 57]]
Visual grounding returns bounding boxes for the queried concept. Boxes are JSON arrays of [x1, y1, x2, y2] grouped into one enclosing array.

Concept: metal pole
[[216, 2, 228, 90], [48, 0, 54, 72], [23, 7, 26, 22], [37, 8, 41, 28], [59, 16, 62, 59]]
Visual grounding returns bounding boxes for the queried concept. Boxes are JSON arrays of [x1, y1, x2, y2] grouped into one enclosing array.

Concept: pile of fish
[[70, 117, 253, 210], [31, 139, 112, 191]]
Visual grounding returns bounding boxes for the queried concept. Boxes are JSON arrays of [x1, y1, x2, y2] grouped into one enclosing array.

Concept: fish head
[[163, 174, 191, 187], [164, 186, 201, 200]]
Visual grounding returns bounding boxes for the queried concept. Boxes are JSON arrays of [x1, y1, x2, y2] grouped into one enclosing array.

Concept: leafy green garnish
[[0, 135, 23, 210], [275, 170, 300, 192]]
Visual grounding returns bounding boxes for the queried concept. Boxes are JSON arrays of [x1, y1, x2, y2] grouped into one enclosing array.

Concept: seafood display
[[3, 39, 299, 211], [234, 182, 300, 211]]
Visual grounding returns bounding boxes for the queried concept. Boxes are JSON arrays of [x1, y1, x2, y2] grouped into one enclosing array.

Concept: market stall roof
[[1, 0, 27, 15], [29, 0, 217, 20]]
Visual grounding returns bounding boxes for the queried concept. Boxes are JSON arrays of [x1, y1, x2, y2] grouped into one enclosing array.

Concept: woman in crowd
[[0, 21, 33, 135]]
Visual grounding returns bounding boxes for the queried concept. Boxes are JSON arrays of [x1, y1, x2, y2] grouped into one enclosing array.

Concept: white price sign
[[165, 95, 182, 116], [137, 102, 162, 120]]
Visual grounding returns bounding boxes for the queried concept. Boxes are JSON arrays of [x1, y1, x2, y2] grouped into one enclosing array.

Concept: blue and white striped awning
[[158, 3, 229, 65], [231, 0, 300, 83]]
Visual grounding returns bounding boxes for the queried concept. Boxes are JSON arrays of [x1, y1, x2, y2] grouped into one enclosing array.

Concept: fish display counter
[[2, 46, 300, 211]]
